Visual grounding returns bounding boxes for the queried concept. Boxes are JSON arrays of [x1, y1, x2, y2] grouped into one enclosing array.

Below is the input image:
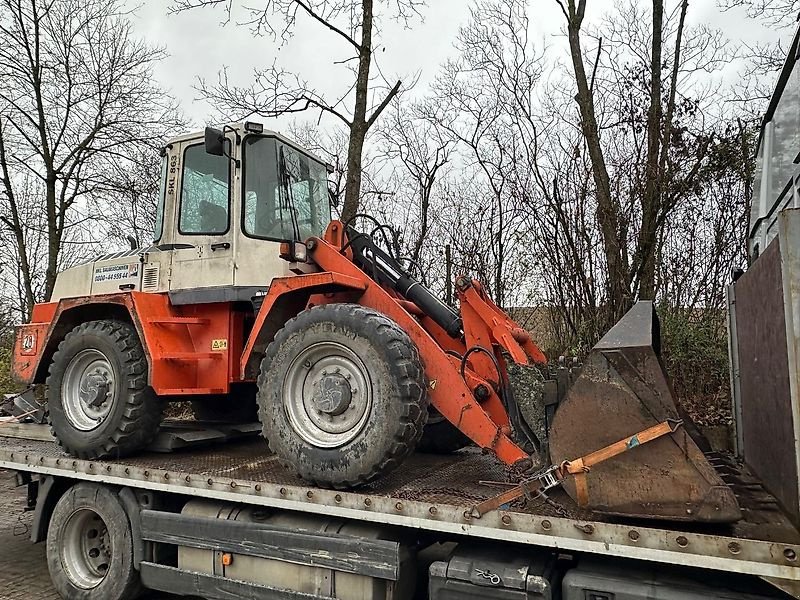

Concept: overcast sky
[[126, 1, 789, 135]]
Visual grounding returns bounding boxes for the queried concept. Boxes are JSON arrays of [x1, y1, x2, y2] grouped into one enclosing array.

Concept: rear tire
[[47, 320, 162, 459], [258, 303, 428, 488], [46, 482, 142, 600]]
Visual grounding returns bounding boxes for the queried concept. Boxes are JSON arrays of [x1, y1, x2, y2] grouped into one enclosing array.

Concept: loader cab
[[150, 122, 332, 303]]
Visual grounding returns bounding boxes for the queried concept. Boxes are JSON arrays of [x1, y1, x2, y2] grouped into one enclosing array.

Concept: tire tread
[[47, 320, 162, 459], [258, 303, 428, 488]]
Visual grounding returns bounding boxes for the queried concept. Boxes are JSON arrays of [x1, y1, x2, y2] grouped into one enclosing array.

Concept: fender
[[29, 475, 72, 543], [240, 272, 367, 379], [13, 295, 136, 385]]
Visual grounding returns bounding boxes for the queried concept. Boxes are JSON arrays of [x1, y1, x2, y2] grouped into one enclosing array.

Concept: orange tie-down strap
[[471, 420, 681, 518]]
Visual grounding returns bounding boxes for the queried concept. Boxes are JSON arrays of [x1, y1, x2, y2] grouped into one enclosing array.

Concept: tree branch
[[366, 80, 401, 128], [294, 0, 361, 51]]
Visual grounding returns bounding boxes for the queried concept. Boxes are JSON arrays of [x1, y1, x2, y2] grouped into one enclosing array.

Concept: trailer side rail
[[2, 444, 799, 584]]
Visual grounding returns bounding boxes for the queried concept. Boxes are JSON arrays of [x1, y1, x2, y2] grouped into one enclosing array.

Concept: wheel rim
[[59, 508, 111, 589], [283, 341, 372, 448], [62, 349, 116, 431]]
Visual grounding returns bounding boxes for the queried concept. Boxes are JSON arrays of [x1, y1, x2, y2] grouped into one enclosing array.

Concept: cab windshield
[[243, 136, 331, 242]]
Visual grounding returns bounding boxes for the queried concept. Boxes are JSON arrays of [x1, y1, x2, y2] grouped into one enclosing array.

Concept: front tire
[[46, 483, 142, 600], [47, 320, 162, 459], [258, 304, 428, 488]]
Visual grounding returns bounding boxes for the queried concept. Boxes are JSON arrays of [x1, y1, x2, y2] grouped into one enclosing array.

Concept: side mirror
[[204, 126, 225, 156]]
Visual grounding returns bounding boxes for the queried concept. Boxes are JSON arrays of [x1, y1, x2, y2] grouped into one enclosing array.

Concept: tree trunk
[[44, 175, 59, 301], [340, 0, 373, 223], [411, 181, 430, 265], [636, 0, 664, 300], [0, 124, 35, 319], [563, 0, 630, 320], [495, 193, 504, 307]]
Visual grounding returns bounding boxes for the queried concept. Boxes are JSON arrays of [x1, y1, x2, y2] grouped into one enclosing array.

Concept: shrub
[[658, 308, 732, 427]]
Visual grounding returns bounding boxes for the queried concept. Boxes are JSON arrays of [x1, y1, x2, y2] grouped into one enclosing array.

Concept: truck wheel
[[47, 320, 162, 459], [191, 385, 258, 423], [46, 482, 142, 600], [258, 303, 428, 488], [418, 409, 471, 454]]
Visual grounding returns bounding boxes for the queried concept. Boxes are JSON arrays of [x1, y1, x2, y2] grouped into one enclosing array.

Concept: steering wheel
[[257, 212, 287, 239]]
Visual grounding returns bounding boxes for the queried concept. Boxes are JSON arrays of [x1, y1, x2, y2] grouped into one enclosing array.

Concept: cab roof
[[164, 122, 332, 171]]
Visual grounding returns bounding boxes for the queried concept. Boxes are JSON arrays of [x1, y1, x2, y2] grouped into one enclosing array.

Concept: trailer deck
[[2, 436, 800, 590]]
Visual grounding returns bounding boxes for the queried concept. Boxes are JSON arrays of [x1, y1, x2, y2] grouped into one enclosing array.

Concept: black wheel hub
[[312, 373, 353, 416], [79, 373, 110, 408]]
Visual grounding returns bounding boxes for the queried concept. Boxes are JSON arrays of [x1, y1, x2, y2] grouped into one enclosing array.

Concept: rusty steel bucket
[[548, 301, 741, 523]]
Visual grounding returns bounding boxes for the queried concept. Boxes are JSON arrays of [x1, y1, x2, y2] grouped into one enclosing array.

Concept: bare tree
[[403, 0, 741, 350], [555, 0, 630, 317], [719, 0, 798, 110], [93, 145, 164, 248], [555, 0, 723, 315], [419, 0, 544, 307], [0, 173, 48, 316], [170, 0, 425, 222], [329, 0, 762, 418], [375, 100, 453, 266], [719, 0, 800, 25], [0, 0, 183, 318]]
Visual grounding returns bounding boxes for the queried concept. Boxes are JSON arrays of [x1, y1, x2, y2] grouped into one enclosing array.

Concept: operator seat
[[199, 200, 227, 233]]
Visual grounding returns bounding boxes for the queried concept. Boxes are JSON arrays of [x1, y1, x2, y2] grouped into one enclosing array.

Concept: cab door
[[168, 139, 235, 298]]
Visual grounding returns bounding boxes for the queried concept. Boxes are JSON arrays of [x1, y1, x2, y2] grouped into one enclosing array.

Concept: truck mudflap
[[548, 301, 742, 523]]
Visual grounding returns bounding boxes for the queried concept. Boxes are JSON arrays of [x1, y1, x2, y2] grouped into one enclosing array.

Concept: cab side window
[[179, 144, 230, 235]]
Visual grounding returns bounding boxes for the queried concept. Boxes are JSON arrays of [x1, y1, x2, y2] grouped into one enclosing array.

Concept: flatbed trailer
[[2, 434, 798, 599]]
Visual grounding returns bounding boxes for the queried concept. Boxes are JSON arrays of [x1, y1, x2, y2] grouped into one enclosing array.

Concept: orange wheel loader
[[11, 122, 740, 523]]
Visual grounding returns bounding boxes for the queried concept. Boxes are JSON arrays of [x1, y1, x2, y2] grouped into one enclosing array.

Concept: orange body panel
[[12, 292, 245, 396], [240, 271, 367, 379], [131, 293, 240, 395]]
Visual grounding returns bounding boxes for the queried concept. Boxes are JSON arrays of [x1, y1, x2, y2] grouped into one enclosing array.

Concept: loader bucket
[[548, 302, 741, 523]]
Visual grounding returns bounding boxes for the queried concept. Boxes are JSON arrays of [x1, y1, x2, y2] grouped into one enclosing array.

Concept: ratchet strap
[[471, 419, 682, 518]]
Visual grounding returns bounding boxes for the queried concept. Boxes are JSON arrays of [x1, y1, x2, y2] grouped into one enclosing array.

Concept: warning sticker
[[211, 339, 228, 351], [93, 263, 139, 284]]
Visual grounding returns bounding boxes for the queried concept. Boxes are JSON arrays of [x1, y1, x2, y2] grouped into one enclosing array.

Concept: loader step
[[150, 317, 210, 325], [161, 352, 224, 361], [147, 420, 261, 452], [159, 387, 226, 395]]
